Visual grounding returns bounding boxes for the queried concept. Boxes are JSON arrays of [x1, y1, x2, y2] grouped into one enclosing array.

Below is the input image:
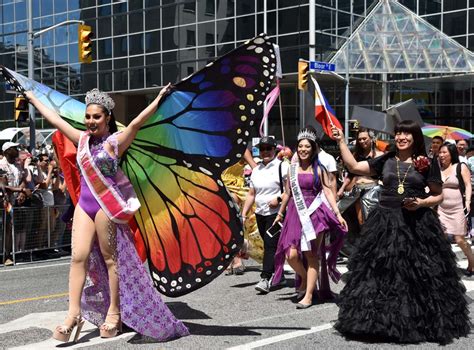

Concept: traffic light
[[78, 24, 93, 63], [14, 96, 29, 123], [298, 60, 309, 90]]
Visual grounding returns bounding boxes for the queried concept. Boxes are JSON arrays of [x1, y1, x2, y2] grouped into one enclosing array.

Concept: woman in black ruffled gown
[[332, 120, 471, 344]]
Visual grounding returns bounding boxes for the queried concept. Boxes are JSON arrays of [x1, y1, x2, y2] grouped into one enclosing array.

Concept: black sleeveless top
[[367, 152, 442, 208]]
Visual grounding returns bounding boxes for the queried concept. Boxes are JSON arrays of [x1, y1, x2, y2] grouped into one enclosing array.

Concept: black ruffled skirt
[[334, 207, 471, 344]]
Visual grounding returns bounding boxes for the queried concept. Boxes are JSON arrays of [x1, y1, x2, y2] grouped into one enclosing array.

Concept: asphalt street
[[0, 256, 473, 350]]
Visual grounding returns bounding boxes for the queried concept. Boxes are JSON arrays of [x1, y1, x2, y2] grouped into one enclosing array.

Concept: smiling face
[[394, 131, 414, 153], [297, 139, 314, 163], [438, 145, 452, 166], [84, 104, 110, 137], [456, 140, 468, 156], [258, 144, 276, 164]]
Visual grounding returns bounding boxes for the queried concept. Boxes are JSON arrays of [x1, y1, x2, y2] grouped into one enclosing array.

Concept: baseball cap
[[256, 136, 277, 148], [1, 142, 19, 152]]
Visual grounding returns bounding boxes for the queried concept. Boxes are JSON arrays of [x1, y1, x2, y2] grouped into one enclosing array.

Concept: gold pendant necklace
[[396, 159, 412, 195]]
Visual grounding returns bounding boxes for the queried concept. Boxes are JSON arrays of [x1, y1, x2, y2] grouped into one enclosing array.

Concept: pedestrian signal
[[78, 24, 93, 63], [14, 96, 29, 123], [298, 60, 309, 91]]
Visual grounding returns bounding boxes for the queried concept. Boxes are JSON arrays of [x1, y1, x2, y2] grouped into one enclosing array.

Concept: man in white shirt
[[457, 139, 468, 164], [317, 146, 337, 197], [0, 142, 26, 266], [242, 136, 289, 293]]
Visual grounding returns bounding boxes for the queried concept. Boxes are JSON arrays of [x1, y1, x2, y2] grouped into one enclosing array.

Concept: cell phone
[[266, 222, 283, 238], [402, 197, 416, 206]]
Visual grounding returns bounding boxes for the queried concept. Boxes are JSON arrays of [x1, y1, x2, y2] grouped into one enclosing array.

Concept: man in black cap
[[242, 136, 289, 293]]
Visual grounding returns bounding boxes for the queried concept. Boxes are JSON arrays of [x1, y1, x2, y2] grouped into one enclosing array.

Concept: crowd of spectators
[[0, 142, 70, 266]]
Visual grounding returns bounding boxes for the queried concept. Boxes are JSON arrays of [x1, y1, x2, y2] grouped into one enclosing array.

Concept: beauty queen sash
[[77, 131, 140, 224], [289, 153, 324, 251]]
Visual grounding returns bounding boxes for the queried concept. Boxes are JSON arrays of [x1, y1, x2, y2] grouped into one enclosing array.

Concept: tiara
[[297, 129, 317, 142], [85, 88, 115, 113]]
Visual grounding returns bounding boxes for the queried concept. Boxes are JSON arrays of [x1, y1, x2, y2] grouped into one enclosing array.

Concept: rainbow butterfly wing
[[1, 67, 87, 130], [123, 34, 277, 295], [0, 34, 278, 297]]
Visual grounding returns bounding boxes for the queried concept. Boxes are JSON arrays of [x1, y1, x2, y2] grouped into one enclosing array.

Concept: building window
[[187, 30, 196, 47], [183, 2, 196, 13], [206, 0, 215, 15]]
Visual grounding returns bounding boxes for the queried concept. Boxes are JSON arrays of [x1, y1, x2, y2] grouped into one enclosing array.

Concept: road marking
[[0, 293, 68, 306], [227, 324, 333, 349], [0, 262, 70, 273], [227, 304, 335, 327], [0, 311, 133, 349]]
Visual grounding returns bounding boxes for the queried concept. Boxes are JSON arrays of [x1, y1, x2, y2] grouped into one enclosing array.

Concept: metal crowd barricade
[[1, 205, 72, 265]]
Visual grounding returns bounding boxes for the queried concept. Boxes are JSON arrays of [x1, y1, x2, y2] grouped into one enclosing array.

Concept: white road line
[[227, 305, 335, 327], [0, 262, 70, 273], [227, 324, 333, 350]]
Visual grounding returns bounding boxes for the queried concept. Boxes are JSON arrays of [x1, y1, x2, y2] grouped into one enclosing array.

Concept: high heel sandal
[[100, 312, 122, 338], [53, 315, 85, 343]]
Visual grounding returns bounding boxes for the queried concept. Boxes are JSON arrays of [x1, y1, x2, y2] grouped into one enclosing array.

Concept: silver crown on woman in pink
[[85, 88, 115, 114], [297, 129, 317, 142]]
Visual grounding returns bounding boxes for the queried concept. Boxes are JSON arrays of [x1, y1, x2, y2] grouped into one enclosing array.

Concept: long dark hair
[[440, 142, 460, 164], [297, 126, 329, 188], [393, 120, 426, 157]]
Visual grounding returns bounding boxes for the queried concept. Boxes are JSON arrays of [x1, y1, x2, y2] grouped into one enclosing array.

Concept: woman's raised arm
[[25, 91, 81, 145], [331, 126, 373, 176], [115, 83, 171, 156]]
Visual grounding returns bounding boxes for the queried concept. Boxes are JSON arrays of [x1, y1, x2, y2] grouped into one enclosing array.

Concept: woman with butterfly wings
[[1, 33, 279, 341], [23, 86, 189, 343]]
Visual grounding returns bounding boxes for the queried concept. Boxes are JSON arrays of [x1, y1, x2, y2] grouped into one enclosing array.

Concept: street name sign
[[310, 61, 336, 71]]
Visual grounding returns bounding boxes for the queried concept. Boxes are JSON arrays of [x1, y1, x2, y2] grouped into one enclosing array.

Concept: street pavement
[[0, 256, 473, 350]]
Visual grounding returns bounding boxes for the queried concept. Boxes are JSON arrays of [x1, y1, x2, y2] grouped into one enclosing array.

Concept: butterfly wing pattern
[[0, 34, 278, 296], [1, 67, 87, 130], [124, 34, 277, 296]]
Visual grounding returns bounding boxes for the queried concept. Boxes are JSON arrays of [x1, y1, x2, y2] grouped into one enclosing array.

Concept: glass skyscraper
[[1, 0, 474, 137]]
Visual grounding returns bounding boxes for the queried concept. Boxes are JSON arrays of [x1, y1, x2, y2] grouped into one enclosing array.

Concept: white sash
[[289, 153, 324, 251]]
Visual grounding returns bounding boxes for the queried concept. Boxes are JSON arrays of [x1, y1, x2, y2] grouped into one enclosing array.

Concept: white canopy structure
[[329, 0, 474, 75]]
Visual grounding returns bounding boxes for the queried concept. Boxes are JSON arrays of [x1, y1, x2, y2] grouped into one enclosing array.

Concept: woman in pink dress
[[438, 142, 474, 276]]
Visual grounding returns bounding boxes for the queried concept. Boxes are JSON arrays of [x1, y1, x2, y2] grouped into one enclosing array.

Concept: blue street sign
[[310, 61, 336, 72]]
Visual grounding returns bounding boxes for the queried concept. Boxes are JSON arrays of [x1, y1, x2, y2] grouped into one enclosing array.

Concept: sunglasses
[[259, 146, 274, 152]]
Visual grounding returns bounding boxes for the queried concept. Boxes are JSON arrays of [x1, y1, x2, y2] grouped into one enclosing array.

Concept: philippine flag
[[310, 76, 343, 138]]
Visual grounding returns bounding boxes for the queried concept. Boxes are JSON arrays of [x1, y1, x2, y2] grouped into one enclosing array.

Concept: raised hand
[[331, 126, 344, 143]]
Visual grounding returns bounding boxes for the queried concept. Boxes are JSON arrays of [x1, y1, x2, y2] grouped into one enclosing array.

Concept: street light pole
[[27, 0, 34, 151], [263, 0, 268, 136], [26, 0, 84, 150], [344, 0, 353, 141]]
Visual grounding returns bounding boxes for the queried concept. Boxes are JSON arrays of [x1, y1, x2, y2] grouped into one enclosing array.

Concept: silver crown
[[85, 88, 115, 114], [297, 129, 317, 142]]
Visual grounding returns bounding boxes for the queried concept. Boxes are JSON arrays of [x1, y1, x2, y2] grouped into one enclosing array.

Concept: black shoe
[[464, 268, 473, 277]]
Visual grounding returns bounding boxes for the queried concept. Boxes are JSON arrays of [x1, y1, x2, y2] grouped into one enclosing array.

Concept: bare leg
[[286, 247, 307, 291], [95, 210, 120, 325], [455, 235, 474, 270], [300, 234, 324, 306], [65, 206, 96, 327]]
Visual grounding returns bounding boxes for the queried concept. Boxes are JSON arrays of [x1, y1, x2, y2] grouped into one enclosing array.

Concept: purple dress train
[[78, 133, 189, 341], [272, 173, 346, 297]]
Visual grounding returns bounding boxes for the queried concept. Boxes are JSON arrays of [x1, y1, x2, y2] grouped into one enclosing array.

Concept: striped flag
[[310, 76, 343, 138]]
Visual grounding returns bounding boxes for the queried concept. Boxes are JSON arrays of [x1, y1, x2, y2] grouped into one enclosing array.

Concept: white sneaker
[[255, 278, 270, 293]]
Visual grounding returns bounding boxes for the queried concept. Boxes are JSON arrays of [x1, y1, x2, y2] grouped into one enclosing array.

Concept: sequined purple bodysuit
[[78, 132, 189, 340], [77, 135, 117, 220]]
